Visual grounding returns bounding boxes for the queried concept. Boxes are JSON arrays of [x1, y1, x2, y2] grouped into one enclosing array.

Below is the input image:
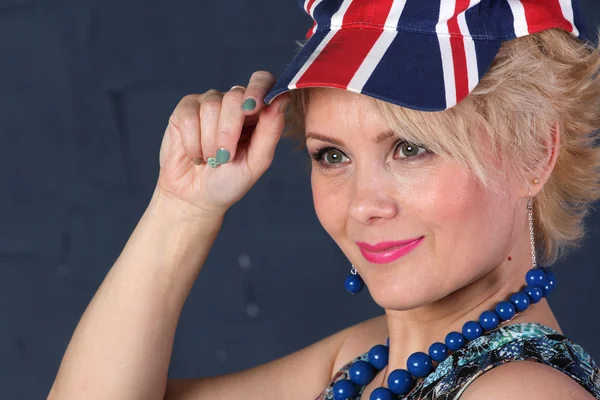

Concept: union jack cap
[[264, 0, 589, 111]]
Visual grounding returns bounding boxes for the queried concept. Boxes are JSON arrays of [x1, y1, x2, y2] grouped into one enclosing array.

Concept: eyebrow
[[305, 131, 396, 146]]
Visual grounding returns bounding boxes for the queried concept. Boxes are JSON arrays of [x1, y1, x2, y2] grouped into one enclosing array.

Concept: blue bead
[[541, 283, 552, 297], [495, 301, 516, 321], [349, 361, 376, 385], [369, 387, 395, 400], [544, 269, 557, 290], [428, 342, 449, 363], [479, 310, 500, 331], [344, 274, 364, 294], [332, 379, 358, 400], [524, 285, 543, 303], [445, 331, 466, 351], [462, 321, 483, 341], [510, 292, 530, 312], [526, 268, 546, 286], [407, 352, 433, 378], [387, 369, 413, 395], [386, 337, 390, 347], [368, 344, 389, 370]]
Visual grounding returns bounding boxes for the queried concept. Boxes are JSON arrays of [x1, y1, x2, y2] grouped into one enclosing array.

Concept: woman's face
[[304, 88, 524, 310]]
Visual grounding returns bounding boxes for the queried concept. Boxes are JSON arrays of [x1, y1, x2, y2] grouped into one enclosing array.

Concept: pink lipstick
[[356, 237, 424, 264]]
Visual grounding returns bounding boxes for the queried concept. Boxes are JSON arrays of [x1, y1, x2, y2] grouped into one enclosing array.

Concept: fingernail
[[192, 157, 203, 165], [242, 98, 257, 111], [279, 98, 291, 114], [215, 148, 231, 164], [207, 157, 220, 168]]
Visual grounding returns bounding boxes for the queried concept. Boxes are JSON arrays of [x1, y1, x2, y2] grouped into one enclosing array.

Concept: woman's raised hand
[[156, 71, 290, 217]]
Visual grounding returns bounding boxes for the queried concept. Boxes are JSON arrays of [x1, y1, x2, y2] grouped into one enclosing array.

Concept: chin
[[365, 277, 451, 311]]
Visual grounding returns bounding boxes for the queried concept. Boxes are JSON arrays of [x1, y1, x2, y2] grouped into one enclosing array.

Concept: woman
[[49, 0, 600, 399]]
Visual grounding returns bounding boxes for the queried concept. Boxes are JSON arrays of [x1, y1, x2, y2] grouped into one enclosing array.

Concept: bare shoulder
[[331, 314, 388, 374], [461, 361, 596, 400]]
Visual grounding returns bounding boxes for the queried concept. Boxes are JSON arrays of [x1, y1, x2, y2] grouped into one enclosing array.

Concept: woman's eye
[[394, 141, 427, 159], [322, 149, 349, 164]]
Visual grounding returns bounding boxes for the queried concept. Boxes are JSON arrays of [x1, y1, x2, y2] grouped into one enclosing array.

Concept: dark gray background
[[1, 1, 599, 399]]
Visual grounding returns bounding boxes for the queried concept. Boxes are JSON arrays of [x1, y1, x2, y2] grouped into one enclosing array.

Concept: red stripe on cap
[[521, 0, 573, 34], [305, 0, 317, 14], [296, 0, 395, 89], [295, 29, 385, 89], [341, 0, 394, 27], [447, 0, 471, 103], [306, 20, 317, 39], [305, 0, 318, 39]]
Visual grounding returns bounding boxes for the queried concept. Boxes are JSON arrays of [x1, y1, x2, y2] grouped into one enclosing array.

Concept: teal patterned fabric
[[316, 322, 600, 399]]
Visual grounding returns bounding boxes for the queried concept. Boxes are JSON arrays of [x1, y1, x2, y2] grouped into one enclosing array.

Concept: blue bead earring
[[344, 265, 364, 294]]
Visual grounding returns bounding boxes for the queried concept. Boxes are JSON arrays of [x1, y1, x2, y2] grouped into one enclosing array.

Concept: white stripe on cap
[[458, 0, 480, 91], [309, 0, 323, 14], [347, 0, 408, 93], [436, 0, 457, 109], [288, 0, 354, 90], [331, 0, 355, 29], [288, 30, 337, 90], [303, 0, 311, 13], [558, 0, 579, 37], [309, 0, 325, 37], [507, 0, 529, 37]]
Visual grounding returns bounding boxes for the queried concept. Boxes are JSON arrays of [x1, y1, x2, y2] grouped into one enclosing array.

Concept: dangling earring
[[523, 188, 556, 299], [526, 177, 541, 257], [344, 265, 364, 294], [527, 190, 538, 270]]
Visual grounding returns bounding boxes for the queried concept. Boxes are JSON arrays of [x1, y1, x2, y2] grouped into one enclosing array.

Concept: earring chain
[[528, 194, 537, 269]]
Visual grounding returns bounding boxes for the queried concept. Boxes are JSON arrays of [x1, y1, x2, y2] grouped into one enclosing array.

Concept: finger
[[199, 90, 224, 163], [213, 86, 247, 165], [241, 71, 276, 116], [246, 93, 291, 177], [171, 94, 204, 164]]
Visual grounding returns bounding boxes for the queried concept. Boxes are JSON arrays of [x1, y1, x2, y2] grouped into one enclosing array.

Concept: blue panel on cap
[[361, 30, 447, 111], [312, 0, 346, 30], [399, 0, 442, 32], [473, 39, 502, 80], [465, 4, 488, 39], [483, 0, 518, 39]]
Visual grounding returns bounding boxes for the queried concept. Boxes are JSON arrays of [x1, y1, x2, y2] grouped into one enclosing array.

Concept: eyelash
[[309, 140, 431, 169]]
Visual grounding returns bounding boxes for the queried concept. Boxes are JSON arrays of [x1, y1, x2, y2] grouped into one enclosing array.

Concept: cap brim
[[264, 27, 502, 112]]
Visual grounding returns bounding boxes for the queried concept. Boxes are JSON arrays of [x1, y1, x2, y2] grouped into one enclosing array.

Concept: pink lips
[[356, 237, 424, 264]]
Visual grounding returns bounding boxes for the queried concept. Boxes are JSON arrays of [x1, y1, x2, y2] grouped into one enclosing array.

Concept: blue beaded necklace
[[334, 266, 556, 400]]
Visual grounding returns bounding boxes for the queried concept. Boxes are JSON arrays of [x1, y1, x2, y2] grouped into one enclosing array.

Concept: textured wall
[[0, 1, 599, 399]]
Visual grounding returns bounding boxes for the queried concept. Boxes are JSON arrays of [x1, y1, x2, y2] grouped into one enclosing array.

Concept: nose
[[348, 169, 398, 224]]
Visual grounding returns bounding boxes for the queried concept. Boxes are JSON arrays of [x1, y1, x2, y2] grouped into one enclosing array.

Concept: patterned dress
[[316, 322, 600, 399]]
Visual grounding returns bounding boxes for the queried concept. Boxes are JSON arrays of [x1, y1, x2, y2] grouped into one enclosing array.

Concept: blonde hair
[[285, 28, 600, 266]]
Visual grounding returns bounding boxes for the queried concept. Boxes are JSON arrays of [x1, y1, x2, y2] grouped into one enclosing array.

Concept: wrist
[[147, 186, 226, 229]]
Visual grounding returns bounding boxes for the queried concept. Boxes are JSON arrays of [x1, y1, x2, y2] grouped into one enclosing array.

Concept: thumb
[[246, 94, 291, 177]]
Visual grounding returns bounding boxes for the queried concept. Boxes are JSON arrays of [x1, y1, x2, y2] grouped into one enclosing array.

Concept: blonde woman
[[50, 0, 600, 399]]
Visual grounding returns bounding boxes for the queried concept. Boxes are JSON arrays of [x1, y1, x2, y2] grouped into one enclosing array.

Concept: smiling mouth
[[356, 237, 424, 264]]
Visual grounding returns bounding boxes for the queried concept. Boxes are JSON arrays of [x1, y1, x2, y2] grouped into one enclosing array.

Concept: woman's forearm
[[48, 188, 224, 400]]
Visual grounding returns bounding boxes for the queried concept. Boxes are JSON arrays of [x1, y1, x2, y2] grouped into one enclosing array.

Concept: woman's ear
[[526, 121, 561, 198]]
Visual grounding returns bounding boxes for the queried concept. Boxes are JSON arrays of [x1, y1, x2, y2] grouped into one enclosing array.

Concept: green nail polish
[[242, 98, 257, 111], [207, 157, 220, 168], [216, 148, 231, 164]]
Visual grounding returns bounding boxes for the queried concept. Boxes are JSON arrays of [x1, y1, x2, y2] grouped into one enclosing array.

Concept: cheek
[[311, 172, 348, 237], [421, 171, 478, 224], [387, 161, 479, 226], [415, 164, 515, 277]]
